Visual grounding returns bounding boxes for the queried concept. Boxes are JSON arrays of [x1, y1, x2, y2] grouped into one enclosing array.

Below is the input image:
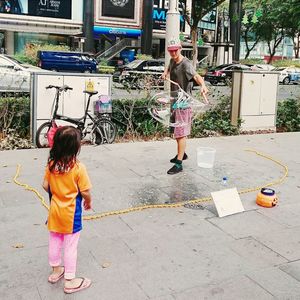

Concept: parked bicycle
[[35, 85, 116, 148]]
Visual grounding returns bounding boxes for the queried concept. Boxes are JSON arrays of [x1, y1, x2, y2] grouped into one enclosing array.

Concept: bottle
[[222, 176, 228, 186]]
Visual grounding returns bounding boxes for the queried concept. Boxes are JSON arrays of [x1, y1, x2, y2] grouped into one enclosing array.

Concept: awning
[[0, 15, 82, 35]]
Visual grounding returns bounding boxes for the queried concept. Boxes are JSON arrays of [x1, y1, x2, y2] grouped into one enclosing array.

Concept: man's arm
[[193, 73, 209, 103], [161, 68, 169, 80]]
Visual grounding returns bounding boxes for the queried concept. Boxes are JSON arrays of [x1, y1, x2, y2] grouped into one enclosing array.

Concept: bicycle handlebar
[[46, 85, 73, 92]]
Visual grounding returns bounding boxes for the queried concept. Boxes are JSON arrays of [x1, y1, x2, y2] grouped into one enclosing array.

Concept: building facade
[[0, 0, 218, 62], [94, 0, 217, 60], [0, 0, 83, 54]]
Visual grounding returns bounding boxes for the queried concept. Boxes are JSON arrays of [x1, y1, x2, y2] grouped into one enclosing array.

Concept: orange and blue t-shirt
[[44, 161, 92, 234]]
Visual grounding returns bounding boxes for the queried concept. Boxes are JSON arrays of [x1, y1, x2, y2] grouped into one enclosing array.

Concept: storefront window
[[14, 32, 69, 54]]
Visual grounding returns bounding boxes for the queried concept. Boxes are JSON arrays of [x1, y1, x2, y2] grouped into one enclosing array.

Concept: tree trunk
[[294, 33, 300, 58], [191, 27, 198, 69], [267, 42, 272, 64], [267, 35, 283, 64], [244, 39, 260, 60]]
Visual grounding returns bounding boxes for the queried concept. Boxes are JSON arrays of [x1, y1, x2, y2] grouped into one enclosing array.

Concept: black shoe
[[167, 164, 183, 175], [170, 153, 188, 163]]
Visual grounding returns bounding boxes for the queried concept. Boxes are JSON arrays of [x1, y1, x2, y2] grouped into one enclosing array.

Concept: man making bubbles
[[162, 38, 209, 175]]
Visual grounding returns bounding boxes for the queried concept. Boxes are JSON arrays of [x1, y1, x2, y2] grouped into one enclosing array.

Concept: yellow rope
[[13, 149, 288, 221]]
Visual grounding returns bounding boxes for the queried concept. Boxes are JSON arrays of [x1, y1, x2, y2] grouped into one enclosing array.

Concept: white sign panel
[[211, 188, 245, 218]]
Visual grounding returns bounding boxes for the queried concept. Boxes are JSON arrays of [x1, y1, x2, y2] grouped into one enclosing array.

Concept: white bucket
[[197, 147, 216, 168]]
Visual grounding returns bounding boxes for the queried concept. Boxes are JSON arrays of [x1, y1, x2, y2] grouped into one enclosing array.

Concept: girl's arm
[[42, 179, 49, 192], [81, 189, 92, 210]]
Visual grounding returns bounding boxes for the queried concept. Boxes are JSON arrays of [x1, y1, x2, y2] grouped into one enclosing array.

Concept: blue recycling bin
[[120, 49, 135, 63]]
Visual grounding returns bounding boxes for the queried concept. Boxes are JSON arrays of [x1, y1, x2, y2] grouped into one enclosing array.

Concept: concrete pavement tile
[[0, 222, 47, 253], [0, 189, 40, 208], [255, 227, 300, 261], [150, 295, 175, 300], [228, 237, 288, 268], [83, 215, 134, 239], [247, 266, 300, 299], [126, 245, 257, 299], [207, 210, 288, 239], [257, 203, 300, 227], [172, 275, 273, 300], [275, 184, 300, 206], [84, 235, 137, 267], [0, 286, 41, 300], [0, 254, 45, 299], [79, 277, 149, 300], [280, 260, 300, 282], [119, 207, 215, 230], [159, 181, 211, 203], [119, 210, 233, 247], [0, 246, 46, 275], [119, 231, 198, 267], [239, 191, 260, 211], [0, 202, 47, 253]]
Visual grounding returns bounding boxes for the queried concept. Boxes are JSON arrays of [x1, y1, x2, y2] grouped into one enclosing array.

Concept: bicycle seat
[[83, 90, 98, 96]]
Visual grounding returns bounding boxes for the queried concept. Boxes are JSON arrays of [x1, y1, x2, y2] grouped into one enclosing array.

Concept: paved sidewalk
[[0, 132, 300, 300]]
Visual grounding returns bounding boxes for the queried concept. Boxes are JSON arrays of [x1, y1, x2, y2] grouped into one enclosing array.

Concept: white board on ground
[[211, 188, 245, 217]]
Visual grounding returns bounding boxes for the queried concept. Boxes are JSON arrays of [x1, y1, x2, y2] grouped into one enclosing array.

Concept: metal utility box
[[30, 72, 112, 143], [231, 71, 279, 131]]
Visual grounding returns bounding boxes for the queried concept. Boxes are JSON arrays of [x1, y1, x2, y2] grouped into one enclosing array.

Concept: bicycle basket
[[94, 95, 112, 114]]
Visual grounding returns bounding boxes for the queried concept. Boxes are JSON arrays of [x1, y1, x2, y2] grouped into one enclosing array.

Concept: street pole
[[141, 0, 153, 55], [83, 0, 94, 53], [165, 0, 180, 67], [164, 0, 180, 91], [229, 0, 242, 61]]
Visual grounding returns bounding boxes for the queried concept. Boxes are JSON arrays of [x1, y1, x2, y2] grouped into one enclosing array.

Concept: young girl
[[42, 126, 92, 294]]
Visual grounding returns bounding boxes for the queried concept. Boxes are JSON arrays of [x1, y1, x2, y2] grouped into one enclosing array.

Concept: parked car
[[0, 54, 46, 93], [204, 63, 251, 85], [113, 59, 165, 88], [37, 51, 98, 73], [273, 67, 300, 85], [248, 64, 275, 71]]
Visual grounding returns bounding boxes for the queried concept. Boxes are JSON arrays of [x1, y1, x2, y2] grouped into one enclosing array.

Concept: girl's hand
[[83, 199, 92, 210], [81, 189, 92, 210]]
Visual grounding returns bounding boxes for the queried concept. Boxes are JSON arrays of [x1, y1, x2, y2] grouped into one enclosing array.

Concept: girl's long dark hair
[[48, 126, 81, 173]]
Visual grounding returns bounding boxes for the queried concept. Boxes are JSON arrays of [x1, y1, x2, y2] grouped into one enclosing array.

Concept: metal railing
[[95, 38, 134, 61]]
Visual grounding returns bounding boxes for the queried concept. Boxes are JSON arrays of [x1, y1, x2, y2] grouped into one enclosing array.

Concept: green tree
[[242, 0, 300, 62], [182, 0, 226, 67], [241, 0, 262, 59], [281, 0, 300, 58]]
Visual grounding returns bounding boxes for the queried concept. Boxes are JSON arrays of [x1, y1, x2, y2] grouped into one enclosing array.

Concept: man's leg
[[177, 137, 186, 160], [167, 137, 185, 175]]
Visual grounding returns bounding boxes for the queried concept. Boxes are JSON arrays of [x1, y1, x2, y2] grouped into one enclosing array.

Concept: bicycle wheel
[[36, 121, 51, 148], [92, 119, 116, 145]]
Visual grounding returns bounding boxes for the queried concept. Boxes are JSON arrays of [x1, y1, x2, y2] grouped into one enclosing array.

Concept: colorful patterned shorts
[[174, 108, 192, 138]]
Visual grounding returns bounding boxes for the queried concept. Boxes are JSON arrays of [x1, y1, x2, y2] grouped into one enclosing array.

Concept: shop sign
[[94, 26, 141, 37], [102, 0, 135, 19], [0, 0, 72, 19], [153, 0, 186, 31], [29, 0, 71, 19]]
